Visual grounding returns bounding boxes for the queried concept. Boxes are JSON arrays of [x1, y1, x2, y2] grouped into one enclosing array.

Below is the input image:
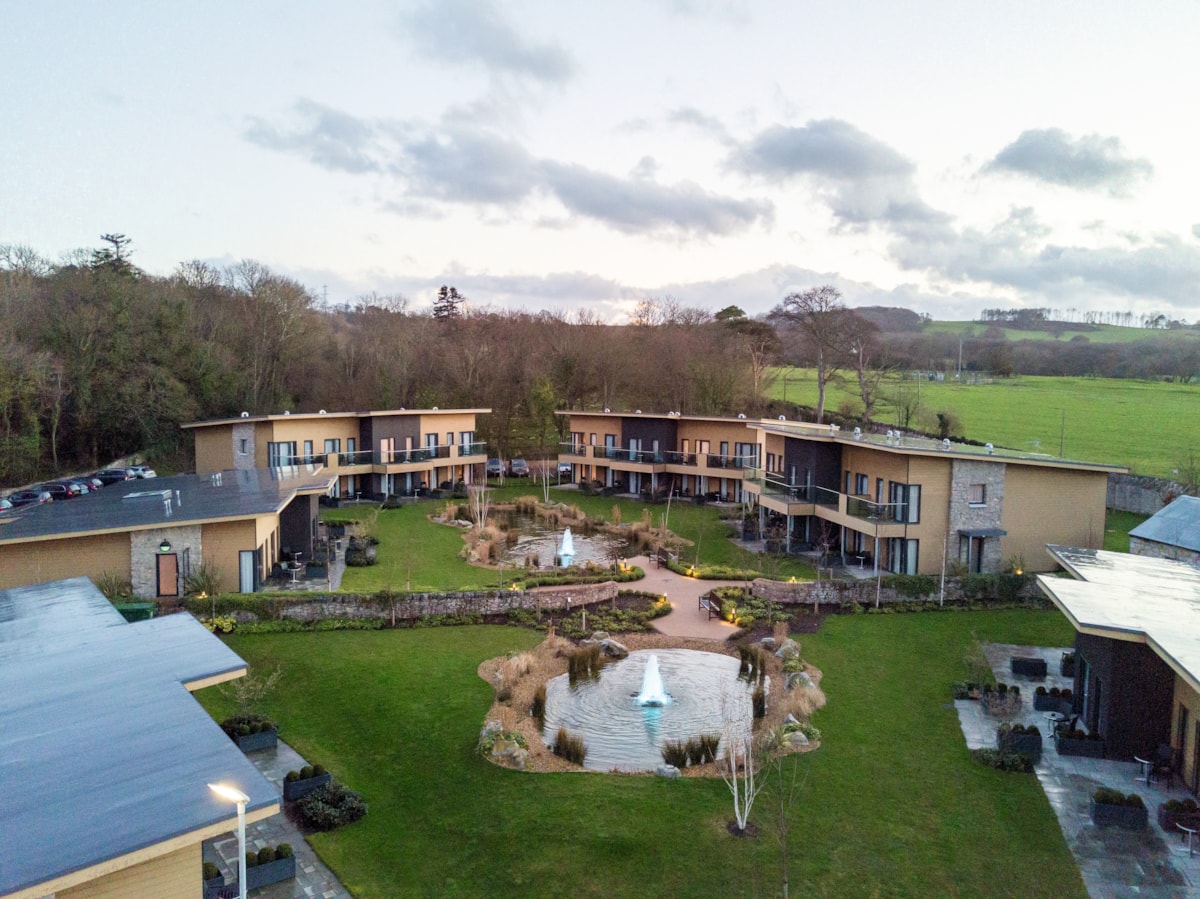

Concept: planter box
[[305, 563, 328, 579], [1061, 655, 1077, 678], [1033, 693, 1073, 714], [242, 855, 296, 892], [999, 733, 1043, 763], [1091, 797, 1147, 828], [1156, 804, 1200, 831], [1057, 735, 1105, 759], [233, 728, 278, 753], [1010, 656, 1047, 677], [283, 771, 332, 802], [203, 875, 226, 899]]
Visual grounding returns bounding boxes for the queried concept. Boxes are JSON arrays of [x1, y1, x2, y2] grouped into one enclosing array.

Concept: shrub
[[295, 782, 368, 831], [752, 685, 766, 719], [661, 739, 689, 768], [312, 764, 326, 777], [245, 851, 259, 869], [553, 727, 587, 765], [275, 843, 293, 858], [285, 770, 300, 783], [1093, 788, 1144, 808], [202, 861, 221, 881], [1165, 798, 1199, 813], [184, 562, 223, 598], [97, 571, 136, 602], [300, 765, 314, 779], [972, 748, 1035, 773], [257, 846, 276, 865], [1035, 686, 1048, 696], [568, 646, 604, 684], [219, 714, 276, 740], [531, 684, 546, 726]]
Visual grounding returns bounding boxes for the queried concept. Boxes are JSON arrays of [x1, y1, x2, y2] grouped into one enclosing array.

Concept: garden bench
[[699, 595, 721, 620]]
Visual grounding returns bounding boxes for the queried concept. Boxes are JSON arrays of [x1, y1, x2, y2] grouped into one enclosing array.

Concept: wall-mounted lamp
[[159, 539, 172, 553]]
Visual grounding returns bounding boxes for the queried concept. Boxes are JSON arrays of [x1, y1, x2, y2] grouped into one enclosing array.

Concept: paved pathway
[[955, 643, 1200, 898], [623, 554, 743, 640], [203, 741, 351, 898]]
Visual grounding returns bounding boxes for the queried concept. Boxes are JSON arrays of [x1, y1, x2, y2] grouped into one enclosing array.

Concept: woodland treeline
[[2, 237, 1197, 486]]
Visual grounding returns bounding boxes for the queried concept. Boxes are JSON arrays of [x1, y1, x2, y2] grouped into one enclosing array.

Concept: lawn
[[1103, 510, 1148, 553], [921, 321, 1200, 345], [199, 610, 1086, 898], [771, 368, 1200, 478], [323, 486, 813, 592]]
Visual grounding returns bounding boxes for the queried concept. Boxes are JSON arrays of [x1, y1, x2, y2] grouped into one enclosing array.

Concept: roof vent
[[432, 406, 438, 411], [737, 413, 746, 419], [635, 409, 642, 414], [604, 408, 611, 413], [319, 409, 327, 414], [240, 411, 250, 418], [853, 427, 862, 440], [828, 425, 835, 436], [986, 442, 994, 455], [283, 410, 290, 415], [779, 415, 786, 421], [885, 430, 894, 445], [942, 438, 951, 450]]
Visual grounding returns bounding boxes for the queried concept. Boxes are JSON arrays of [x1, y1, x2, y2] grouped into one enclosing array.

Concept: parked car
[[93, 468, 132, 485], [8, 489, 52, 507], [508, 459, 530, 477], [0, 497, 13, 512], [126, 465, 157, 478], [36, 482, 81, 501], [53, 479, 93, 495], [80, 476, 105, 491], [485, 458, 504, 478]]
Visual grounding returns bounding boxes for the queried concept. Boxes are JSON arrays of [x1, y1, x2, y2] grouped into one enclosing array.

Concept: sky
[[4, 1, 1199, 323]]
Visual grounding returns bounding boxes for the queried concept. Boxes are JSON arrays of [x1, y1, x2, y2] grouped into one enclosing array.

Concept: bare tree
[[467, 484, 492, 531], [769, 285, 853, 423], [843, 313, 887, 422], [719, 726, 766, 835]]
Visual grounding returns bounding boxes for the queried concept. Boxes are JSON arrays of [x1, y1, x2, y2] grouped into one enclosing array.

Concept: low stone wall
[[274, 581, 620, 623], [1107, 473, 1189, 516], [749, 574, 1042, 608]]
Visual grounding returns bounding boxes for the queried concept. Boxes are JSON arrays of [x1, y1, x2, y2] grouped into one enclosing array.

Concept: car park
[[485, 458, 504, 478], [36, 483, 79, 501], [94, 468, 132, 485], [126, 465, 157, 478], [8, 490, 52, 507], [508, 459, 530, 477]]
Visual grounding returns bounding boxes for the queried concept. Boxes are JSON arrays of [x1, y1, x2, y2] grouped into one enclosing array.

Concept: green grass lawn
[[323, 486, 814, 591], [921, 321, 1200, 345], [199, 610, 1086, 898], [1103, 510, 1148, 553], [771, 369, 1199, 478]]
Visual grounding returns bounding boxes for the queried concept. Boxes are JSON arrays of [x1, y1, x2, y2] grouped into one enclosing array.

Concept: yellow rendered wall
[[201, 519, 261, 592], [0, 532, 130, 591], [193, 427, 233, 474], [677, 420, 754, 448], [1001, 466, 1108, 571], [58, 843, 199, 899], [1173, 678, 1200, 792], [419, 411, 479, 438]]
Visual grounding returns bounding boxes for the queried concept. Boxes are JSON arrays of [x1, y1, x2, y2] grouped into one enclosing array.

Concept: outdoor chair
[[1055, 714, 1079, 738], [1153, 743, 1176, 787]]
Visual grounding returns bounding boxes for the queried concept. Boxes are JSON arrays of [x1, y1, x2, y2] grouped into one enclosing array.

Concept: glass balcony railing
[[559, 442, 589, 457], [378, 445, 452, 465], [847, 496, 903, 522], [602, 447, 664, 464], [662, 450, 698, 466], [337, 449, 375, 466], [458, 442, 487, 457]]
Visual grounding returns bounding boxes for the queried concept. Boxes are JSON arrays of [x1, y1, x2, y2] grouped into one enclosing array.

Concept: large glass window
[[267, 441, 296, 466]]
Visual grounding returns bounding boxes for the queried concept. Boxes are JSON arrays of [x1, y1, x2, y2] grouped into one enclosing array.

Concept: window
[[267, 441, 296, 467], [460, 430, 474, 448], [766, 452, 776, 472], [324, 439, 341, 454], [446, 431, 454, 445], [855, 473, 868, 495], [968, 483, 986, 505], [347, 438, 356, 455], [238, 438, 249, 455], [844, 470, 852, 493], [303, 440, 313, 462], [889, 482, 921, 523]]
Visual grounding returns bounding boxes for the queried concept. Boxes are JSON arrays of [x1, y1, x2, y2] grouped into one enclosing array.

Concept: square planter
[[1091, 797, 1147, 828], [1056, 735, 1105, 758], [203, 875, 226, 899], [242, 855, 296, 891], [1010, 656, 1047, 677], [999, 732, 1043, 763], [1061, 654, 1077, 678], [305, 563, 328, 579], [1033, 694, 1073, 714], [283, 771, 332, 802], [1157, 804, 1200, 831], [233, 728, 278, 753]]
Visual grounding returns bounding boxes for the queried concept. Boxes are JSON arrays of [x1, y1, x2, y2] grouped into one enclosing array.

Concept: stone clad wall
[[232, 422, 256, 471], [948, 459, 1006, 572], [1107, 473, 1189, 516], [275, 580, 620, 622], [131, 525, 202, 598], [1129, 537, 1200, 567], [749, 575, 1040, 607]]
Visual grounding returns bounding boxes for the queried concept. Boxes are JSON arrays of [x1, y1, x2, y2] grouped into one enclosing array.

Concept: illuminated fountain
[[636, 654, 671, 707], [555, 527, 575, 568]]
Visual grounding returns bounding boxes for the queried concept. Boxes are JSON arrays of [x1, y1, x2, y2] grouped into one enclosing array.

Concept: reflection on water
[[542, 649, 760, 771], [496, 513, 631, 567]]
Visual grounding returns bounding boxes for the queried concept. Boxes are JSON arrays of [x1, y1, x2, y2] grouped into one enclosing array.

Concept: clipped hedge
[[294, 782, 368, 831]]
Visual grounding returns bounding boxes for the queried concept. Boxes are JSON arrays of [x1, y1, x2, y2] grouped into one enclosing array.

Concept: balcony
[[705, 453, 756, 471], [336, 449, 375, 467], [378, 445, 453, 465], [602, 447, 664, 465], [457, 442, 487, 457], [559, 442, 589, 457]]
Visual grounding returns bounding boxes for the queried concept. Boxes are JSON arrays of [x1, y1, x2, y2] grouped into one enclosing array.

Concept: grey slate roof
[[0, 466, 334, 544], [0, 578, 279, 896], [1129, 495, 1200, 553]]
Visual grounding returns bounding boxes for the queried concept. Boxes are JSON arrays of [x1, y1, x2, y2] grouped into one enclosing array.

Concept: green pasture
[[921, 321, 1200, 345], [322, 486, 814, 591], [199, 610, 1085, 897], [771, 369, 1199, 478]]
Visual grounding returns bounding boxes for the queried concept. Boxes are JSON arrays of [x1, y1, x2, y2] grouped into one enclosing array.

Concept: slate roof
[[1129, 495, 1200, 553], [0, 466, 334, 545], [0, 578, 279, 896]]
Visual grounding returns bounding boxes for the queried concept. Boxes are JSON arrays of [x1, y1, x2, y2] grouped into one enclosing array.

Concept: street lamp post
[[208, 782, 249, 899]]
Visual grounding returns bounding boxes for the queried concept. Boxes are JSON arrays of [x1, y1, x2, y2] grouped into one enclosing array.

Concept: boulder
[[775, 638, 801, 660], [786, 731, 809, 748], [491, 737, 519, 758], [656, 764, 681, 779], [760, 637, 777, 651], [591, 631, 610, 642], [510, 748, 530, 771], [784, 712, 799, 726], [600, 638, 629, 659], [786, 671, 814, 691]]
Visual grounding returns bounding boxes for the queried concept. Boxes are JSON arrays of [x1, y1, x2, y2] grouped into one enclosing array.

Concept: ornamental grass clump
[[568, 645, 604, 684], [552, 727, 587, 765]]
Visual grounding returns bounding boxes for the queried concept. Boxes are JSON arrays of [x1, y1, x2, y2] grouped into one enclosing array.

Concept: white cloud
[[984, 128, 1153, 196]]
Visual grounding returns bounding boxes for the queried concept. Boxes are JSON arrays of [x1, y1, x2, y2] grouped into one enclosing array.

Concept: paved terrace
[[958, 643, 1200, 898]]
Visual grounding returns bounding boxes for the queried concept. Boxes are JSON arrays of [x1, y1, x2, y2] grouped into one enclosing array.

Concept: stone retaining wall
[[274, 581, 620, 622], [1107, 473, 1191, 516], [749, 574, 1041, 607]]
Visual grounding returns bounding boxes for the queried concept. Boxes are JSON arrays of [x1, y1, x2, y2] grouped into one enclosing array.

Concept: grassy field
[[199, 611, 1086, 898], [323, 485, 814, 591], [920, 321, 1200, 345], [771, 369, 1199, 478]]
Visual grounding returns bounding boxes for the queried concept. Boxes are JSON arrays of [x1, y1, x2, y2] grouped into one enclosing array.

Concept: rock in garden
[[510, 748, 530, 771], [760, 637, 777, 651], [600, 638, 629, 659], [784, 713, 799, 726], [775, 638, 801, 660], [787, 731, 809, 747], [656, 764, 681, 779], [491, 737, 519, 757], [786, 671, 814, 691], [591, 631, 610, 642]]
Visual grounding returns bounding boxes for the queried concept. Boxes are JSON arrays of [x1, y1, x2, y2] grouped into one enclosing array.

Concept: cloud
[[984, 128, 1153, 195], [244, 99, 385, 174], [729, 119, 946, 230], [1192, 224, 1200, 240], [400, 0, 575, 84], [397, 126, 538, 203]]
